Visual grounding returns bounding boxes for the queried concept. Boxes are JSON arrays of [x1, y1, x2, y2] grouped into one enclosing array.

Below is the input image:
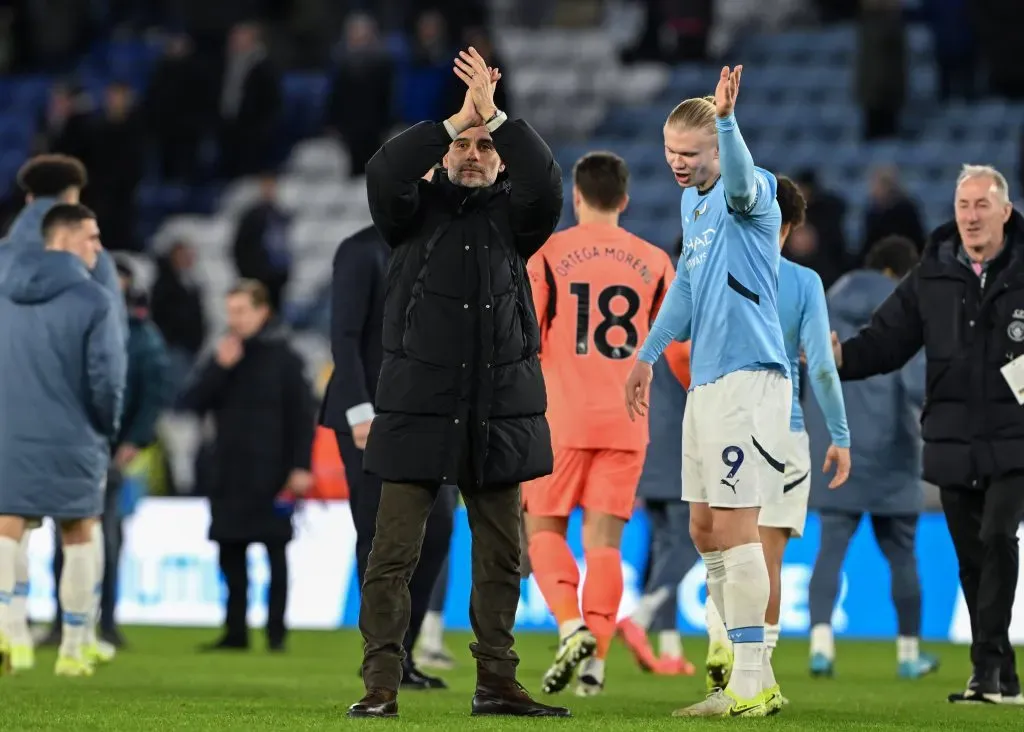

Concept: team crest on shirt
[[1009, 320, 1024, 343]]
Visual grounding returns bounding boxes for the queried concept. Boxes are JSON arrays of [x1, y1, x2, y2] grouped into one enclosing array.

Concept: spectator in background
[[920, 0, 977, 101], [36, 82, 94, 163], [83, 81, 146, 252], [151, 240, 208, 399], [144, 33, 213, 182], [806, 236, 936, 680], [232, 172, 291, 313], [179, 280, 316, 653], [855, 0, 906, 140], [396, 9, 451, 124], [621, 0, 712, 63], [218, 22, 282, 178], [325, 13, 395, 177], [862, 165, 926, 259], [784, 224, 846, 293], [793, 169, 849, 287]]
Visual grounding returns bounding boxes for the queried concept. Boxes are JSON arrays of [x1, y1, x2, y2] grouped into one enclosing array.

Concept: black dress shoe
[[402, 663, 448, 690], [198, 636, 250, 652], [949, 667, 1001, 704], [471, 671, 570, 717], [348, 688, 399, 718]]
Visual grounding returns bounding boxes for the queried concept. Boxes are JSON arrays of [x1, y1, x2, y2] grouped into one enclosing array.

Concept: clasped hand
[[447, 47, 501, 134]]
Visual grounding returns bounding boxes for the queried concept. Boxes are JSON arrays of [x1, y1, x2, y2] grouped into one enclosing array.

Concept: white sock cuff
[[722, 542, 764, 570], [701, 550, 726, 581]]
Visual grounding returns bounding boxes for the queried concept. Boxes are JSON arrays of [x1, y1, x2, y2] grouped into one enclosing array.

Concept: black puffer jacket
[[839, 211, 1024, 488], [362, 119, 562, 491]]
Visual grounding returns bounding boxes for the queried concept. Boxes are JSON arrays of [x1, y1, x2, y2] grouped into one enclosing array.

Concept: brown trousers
[[359, 480, 523, 690]]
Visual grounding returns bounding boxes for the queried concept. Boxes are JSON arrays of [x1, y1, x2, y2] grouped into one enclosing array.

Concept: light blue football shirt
[[777, 259, 850, 447], [638, 114, 789, 388]]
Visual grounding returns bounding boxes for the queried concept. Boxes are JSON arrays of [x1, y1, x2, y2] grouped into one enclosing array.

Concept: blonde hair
[[957, 164, 1011, 205], [666, 95, 717, 132]]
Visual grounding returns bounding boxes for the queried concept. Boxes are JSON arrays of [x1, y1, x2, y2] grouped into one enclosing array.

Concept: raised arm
[[800, 271, 850, 448], [638, 263, 693, 364], [365, 122, 452, 246], [712, 65, 761, 214], [491, 119, 563, 258], [838, 269, 925, 381]]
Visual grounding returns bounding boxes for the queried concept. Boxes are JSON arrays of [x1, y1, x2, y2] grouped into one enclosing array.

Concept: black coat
[[839, 210, 1024, 488], [179, 322, 316, 542], [361, 119, 562, 491], [319, 224, 387, 434]]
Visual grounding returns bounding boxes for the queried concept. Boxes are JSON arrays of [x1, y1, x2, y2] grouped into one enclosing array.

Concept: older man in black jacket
[[319, 220, 455, 690], [832, 165, 1024, 705], [347, 49, 566, 719]]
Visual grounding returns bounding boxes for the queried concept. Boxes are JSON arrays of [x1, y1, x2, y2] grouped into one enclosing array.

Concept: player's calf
[[57, 518, 98, 668]]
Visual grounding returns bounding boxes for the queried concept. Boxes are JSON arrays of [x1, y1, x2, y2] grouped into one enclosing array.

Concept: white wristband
[[346, 402, 376, 427], [486, 110, 508, 133], [443, 119, 458, 140]]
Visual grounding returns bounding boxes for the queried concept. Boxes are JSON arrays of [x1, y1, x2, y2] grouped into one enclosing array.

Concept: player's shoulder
[[790, 260, 824, 289]]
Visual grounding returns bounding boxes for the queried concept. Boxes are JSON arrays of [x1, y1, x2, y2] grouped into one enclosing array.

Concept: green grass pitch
[[2, 627, 1023, 730]]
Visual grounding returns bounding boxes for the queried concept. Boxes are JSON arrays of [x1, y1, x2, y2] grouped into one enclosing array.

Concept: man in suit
[[319, 211, 456, 691]]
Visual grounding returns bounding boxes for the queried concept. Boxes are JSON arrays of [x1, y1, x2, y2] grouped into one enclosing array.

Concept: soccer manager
[[347, 48, 566, 720], [832, 164, 1024, 705]]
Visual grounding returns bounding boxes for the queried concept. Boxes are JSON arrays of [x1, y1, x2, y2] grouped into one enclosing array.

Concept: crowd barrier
[[25, 498, 1024, 642]]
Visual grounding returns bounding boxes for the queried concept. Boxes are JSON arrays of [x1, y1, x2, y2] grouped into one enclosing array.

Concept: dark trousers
[[336, 432, 455, 658], [360, 480, 522, 691], [52, 469, 123, 632], [940, 477, 1024, 676], [808, 512, 921, 636], [645, 500, 699, 632], [218, 540, 288, 645]]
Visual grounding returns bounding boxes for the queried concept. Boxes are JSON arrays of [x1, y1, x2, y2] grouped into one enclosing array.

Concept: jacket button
[[485, 304, 491, 309], [454, 418, 460, 424], [464, 304, 469, 309], [969, 320, 975, 327], [461, 362, 466, 368], [465, 245, 470, 251], [442, 475, 448, 481]]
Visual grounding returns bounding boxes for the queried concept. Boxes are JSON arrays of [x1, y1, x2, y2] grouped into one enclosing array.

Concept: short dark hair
[[776, 175, 807, 228], [573, 152, 629, 212], [41, 203, 96, 242], [17, 154, 88, 197], [227, 278, 270, 309], [865, 235, 919, 278]]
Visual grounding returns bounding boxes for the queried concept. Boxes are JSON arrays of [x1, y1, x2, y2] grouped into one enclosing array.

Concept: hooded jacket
[[0, 247, 126, 519]]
